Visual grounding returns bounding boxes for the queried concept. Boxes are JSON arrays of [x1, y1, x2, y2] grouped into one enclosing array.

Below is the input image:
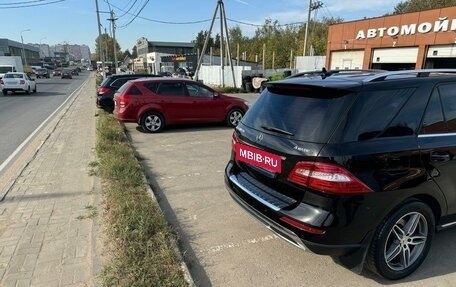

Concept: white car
[[1, 72, 37, 95]]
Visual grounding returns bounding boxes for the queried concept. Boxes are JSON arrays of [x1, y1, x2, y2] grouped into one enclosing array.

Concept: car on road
[[113, 78, 249, 133], [35, 68, 50, 78], [225, 69, 456, 280], [97, 73, 161, 112], [0, 72, 37, 95], [52, 69, 61, 77], [61, 69, 72, 79]]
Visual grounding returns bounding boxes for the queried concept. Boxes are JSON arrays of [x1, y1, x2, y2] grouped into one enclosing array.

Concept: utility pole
[[303, 0, 323, 56], [95, 0, 105, 78], [194, 0, 236, 88], [108, 9, 118, 73]]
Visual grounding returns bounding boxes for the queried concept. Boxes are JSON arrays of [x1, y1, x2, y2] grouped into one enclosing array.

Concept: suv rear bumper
[[225, 161, 370, 257]]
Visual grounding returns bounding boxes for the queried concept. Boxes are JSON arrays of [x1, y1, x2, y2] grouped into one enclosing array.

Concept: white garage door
[[330, 51, 364, 70], [427, 45, 456, 58], [372, 47, 419, 63]]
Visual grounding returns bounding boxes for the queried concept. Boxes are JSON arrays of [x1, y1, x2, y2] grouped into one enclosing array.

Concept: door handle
[[430, 152, 451, 163]]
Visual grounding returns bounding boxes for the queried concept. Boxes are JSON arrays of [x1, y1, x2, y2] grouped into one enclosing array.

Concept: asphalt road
[[124, 93, 456, 287], [0, 72, 90, 171]]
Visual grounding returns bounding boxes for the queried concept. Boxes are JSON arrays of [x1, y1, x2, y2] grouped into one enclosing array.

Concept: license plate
[[235, 143, 281, 173]]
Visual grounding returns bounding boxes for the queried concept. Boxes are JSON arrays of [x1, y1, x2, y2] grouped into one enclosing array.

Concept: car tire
[[2, 90, 7, 95], [226, 109, 244, 127], [365, 201, 435, 280], [33, 86, 37, 93], [140, 112, 164, 133], [25, 87, 30, 95]]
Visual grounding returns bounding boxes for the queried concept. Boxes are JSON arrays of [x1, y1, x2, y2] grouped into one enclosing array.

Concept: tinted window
[[111, 78, 131, 88], [128, 85, 142, 95], [439, 83, 456, 132], [157, 82, 185, 96], [117, 82, 130, 94], [420, 89, 446, 134], [242, 85, 357, 143], [186, 83, 214, 97], [144, 82, 159, 93], [341, 88, 414, 142]]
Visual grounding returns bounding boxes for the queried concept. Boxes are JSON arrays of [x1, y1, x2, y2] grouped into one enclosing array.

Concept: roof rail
[[362, 69, 456, 82]]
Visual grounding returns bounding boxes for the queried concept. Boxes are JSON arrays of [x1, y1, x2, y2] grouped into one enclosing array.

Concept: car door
[[184, 82, 224, 121], [418, 82, 456, 215], [155, 81, 191, 124]]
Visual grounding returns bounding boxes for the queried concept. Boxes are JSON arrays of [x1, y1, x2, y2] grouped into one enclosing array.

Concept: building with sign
[[326, 6, 456, 70]]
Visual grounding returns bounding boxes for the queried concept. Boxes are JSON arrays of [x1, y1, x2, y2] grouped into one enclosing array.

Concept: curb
[[120, 123, 196, 287]]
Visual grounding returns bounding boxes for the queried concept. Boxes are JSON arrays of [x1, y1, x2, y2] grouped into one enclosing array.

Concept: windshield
[[242, 85, 357, 143]]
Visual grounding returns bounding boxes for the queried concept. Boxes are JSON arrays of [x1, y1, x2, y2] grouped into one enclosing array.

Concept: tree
[[192, 30, 215, 53], [393, 0, 456, 14], [131, 45, 138, 59], [94, 33, 121, 63]]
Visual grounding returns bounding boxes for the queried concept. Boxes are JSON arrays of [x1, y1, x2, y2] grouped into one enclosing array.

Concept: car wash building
[[326, 6, 456, 70]]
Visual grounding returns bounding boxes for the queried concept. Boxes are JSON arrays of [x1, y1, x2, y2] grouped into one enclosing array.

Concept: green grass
[[95, 110, 188, 287], [216, 86, 243, 93]]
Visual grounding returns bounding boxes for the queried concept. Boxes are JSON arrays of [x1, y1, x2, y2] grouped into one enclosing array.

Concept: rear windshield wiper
[[261, 125, 294, 136]]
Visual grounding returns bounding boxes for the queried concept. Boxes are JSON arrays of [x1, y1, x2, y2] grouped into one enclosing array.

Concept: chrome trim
[[441, 221, 456, 228], [418, 133, 456, 138], [229, 174, 280, 211], [226, 185, 308, 251]]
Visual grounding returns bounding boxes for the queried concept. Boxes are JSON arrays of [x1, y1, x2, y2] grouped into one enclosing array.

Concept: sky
[[0, 0, 405, 54]]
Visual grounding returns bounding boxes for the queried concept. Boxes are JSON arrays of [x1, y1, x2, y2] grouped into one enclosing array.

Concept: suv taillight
[[118, 94, 130, 108], [20, 80, 25, 85], [288, 161, 372, 195], [231, 131, 239, 152], [98, 86, 110, 94]]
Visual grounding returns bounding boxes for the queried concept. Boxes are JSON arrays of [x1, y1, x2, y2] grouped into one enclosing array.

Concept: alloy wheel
[[383, 212, 428, 271]]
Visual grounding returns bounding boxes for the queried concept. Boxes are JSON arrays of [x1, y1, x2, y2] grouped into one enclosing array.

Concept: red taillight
[[232, 131, 239, 152], [279, 216, 326, 235], [20, 80, 25, 85], [288, 161, 372, 195], [98, 86, 110, 94], [0, 79, 3, 84], [118, 94, 130, 108]]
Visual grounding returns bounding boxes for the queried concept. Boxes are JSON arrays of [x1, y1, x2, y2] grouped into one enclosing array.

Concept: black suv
[[225, 69, 456, 280], [96, 73, 161, 112]]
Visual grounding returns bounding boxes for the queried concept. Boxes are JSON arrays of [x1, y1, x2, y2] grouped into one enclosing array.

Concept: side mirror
[[214, 92, 220, 98]]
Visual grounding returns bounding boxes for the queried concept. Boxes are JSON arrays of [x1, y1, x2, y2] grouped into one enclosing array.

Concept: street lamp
[[20, 29, 31, 66]]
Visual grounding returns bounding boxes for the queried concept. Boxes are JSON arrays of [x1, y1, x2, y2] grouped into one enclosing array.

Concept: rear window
[[116, 82, 131, 94], [241, 85, 357, 143]]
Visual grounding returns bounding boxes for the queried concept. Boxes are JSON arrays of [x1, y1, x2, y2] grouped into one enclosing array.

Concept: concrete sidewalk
[[0, 74, 102, 287]]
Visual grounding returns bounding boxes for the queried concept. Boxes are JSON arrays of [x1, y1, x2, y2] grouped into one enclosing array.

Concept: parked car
[[52, 69, 61, 77], [225, 69, 456, 280], [35, 68, 50, 78], [61, 69, 72, 79], [96, 73, 161, 112], [71, 68, 79, 76], [1, 72, 37, 95], [113, 78, 249, 133]]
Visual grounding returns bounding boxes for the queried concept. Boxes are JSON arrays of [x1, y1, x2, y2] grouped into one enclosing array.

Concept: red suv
[[113, 78, 249, 133]]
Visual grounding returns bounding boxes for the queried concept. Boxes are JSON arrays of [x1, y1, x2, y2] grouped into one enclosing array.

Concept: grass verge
[[95, 110, 188, 286]]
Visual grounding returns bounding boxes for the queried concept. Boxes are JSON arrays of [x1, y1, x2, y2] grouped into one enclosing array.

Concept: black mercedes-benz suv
[[225, 69, 456, 280]]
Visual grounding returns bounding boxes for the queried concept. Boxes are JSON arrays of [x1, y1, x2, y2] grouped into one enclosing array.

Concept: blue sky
[[0, 0, 404, 53]]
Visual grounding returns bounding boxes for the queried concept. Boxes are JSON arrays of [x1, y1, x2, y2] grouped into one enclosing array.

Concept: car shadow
[[135, 123, 234, 134], [360, 228, 456, 283]]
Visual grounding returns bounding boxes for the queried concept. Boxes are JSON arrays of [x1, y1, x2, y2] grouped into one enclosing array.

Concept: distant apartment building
[[33, 43, 91, 61]]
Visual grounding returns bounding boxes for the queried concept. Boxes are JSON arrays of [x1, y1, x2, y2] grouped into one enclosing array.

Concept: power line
[[117, 0, 149, 29], [0, 0, 65, 9]]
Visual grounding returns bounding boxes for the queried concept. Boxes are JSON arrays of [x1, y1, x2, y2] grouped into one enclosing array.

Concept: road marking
[[201, 234, 279, 254], [0, 78, 90, 173]]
